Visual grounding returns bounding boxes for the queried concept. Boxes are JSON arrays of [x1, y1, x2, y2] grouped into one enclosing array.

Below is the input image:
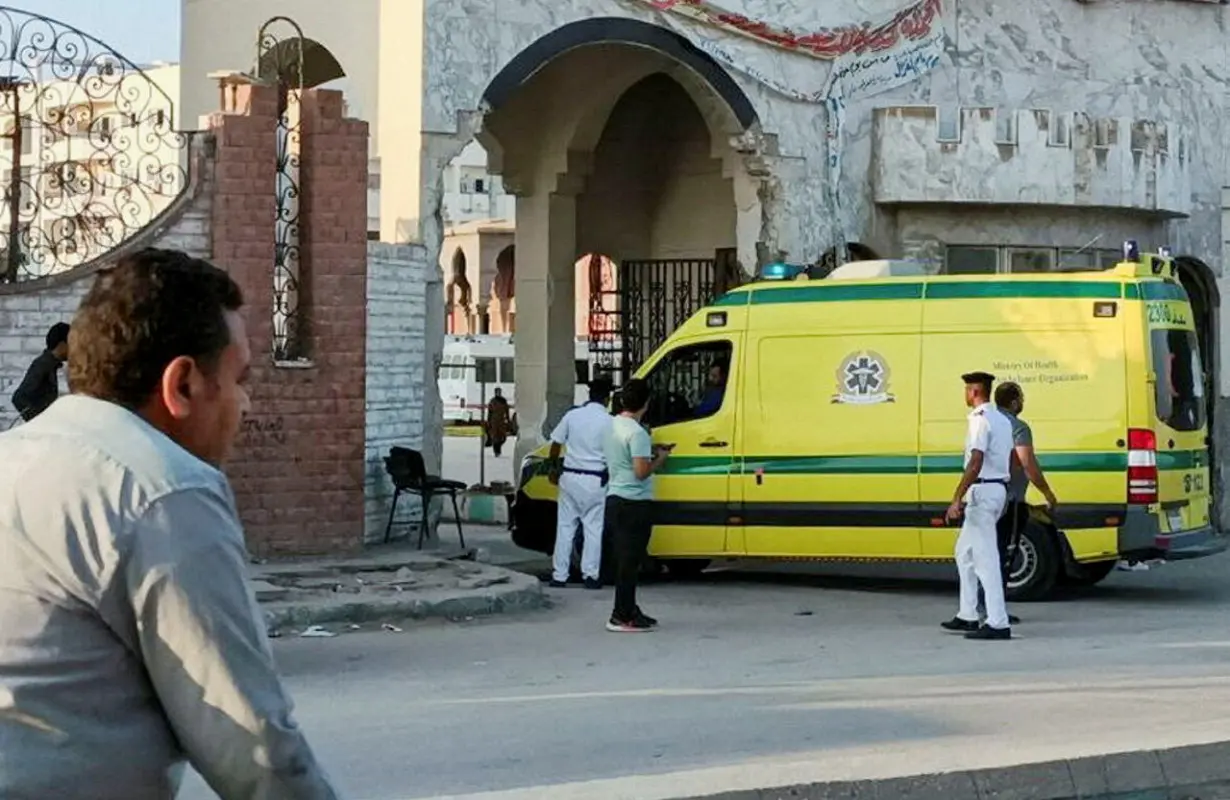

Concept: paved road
[[179, 551, 1230, 800], [443, 433, 516, 487]]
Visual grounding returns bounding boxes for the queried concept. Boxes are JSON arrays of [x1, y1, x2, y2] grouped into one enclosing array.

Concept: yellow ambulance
[[511, 247, 1222, 600]]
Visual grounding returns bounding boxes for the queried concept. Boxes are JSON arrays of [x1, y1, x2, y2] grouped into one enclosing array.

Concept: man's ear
[[159, 356, 200, 420]]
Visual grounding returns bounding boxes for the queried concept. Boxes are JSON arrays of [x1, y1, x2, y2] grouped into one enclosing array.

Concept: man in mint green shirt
[[604, 378, 671, 632]]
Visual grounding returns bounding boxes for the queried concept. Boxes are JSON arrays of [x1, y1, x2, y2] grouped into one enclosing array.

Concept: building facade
[[441, 141, 516, 228], [179, 0, 1230, 518]]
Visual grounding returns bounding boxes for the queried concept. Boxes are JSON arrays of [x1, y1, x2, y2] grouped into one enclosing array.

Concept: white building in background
[[0, 62, 183, 277], [440, 140, 515, 227], [298, 127, 510, 238], [178, 3, 511, 240]]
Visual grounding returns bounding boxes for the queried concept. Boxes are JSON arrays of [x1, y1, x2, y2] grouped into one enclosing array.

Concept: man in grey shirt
[[0, 249, 339, 799], [988, 381, 1058, 623]]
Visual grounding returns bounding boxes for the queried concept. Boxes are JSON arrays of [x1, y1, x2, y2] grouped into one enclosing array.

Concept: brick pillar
[[208, 79, 370, 557], [208, 82, 280, 548]]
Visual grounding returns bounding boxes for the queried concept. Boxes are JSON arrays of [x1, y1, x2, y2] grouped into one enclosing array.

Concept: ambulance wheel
[[1005, 523, 1060, 602], [1062, 559, 1116, 588], [664, 559, 712, 579]]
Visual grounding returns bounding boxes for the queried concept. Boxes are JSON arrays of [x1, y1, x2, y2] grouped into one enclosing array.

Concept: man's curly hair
[[68, 248, 244, 409]]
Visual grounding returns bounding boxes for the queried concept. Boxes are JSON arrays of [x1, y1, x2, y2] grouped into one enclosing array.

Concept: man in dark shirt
[[987, 381, 1058, 623], [12, 322, 70, 422], [694, 362, 728, 418]]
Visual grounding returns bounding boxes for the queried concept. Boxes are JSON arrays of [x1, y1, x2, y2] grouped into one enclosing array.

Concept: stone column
[[513, 190, 577, 466]]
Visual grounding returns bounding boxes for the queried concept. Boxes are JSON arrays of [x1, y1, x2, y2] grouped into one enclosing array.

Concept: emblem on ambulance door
[[833, 351, 895, 405]]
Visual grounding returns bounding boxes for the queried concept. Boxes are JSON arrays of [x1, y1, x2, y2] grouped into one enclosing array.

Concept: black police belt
[[562, 465, 610, 487]]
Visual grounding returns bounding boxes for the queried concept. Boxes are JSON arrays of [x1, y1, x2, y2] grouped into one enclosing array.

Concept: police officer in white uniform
[[942, 371, 1015, 640], [547, 378, 616, 589]]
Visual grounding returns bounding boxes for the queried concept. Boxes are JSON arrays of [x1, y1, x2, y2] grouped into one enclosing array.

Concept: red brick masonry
[[209, 83, 369, 556]]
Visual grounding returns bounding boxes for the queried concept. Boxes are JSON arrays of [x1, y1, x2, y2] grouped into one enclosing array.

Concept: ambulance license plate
[[1167, 508, 1184, 533]]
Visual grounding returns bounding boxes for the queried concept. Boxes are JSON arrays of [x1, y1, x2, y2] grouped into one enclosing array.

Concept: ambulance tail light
[[1127, 428, 1158, 505]]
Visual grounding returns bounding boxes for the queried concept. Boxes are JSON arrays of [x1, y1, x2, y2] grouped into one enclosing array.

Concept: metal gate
[[587, 248, 742, 385], [0, 6, 189, 283]]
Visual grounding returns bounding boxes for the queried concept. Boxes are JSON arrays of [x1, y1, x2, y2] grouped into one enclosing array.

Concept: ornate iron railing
[[256, 17, 306, 361], [0, 7, 189, 282], [588, 256, 731, 385]]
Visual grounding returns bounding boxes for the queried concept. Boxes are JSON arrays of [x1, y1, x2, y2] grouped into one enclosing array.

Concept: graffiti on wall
[[240, 415, 287, 446]]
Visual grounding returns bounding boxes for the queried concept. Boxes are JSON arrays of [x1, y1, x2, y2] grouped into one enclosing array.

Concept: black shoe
[[965, 625, 1012, 641], [548, 580, 567, 589], [606, 614, 654, 633], [583, 578, 603, 590], [634, 610, 658, 627], [941, 617, 980, 633]]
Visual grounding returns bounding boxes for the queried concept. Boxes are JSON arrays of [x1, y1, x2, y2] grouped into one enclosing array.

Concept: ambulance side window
[[642, 340, 733, 427], [1151, 329, 1205, 432]]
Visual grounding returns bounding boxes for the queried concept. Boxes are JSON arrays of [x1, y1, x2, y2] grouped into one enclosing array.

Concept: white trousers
[[552, 471, 607, 582], [955, 483, 1009, 629]]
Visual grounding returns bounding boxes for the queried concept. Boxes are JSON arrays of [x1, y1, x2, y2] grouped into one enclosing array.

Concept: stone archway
[[446, 247, 471, 334], [573, 73, 739, 378], [490, 244, 516, 333], [478, 17, 767, 455], [483, 17, 758, 131], [1175, 255, 1220, 516], [1175, 257, 1219, 364]]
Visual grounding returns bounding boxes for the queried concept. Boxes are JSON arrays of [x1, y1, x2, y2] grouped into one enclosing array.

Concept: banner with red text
[[637, 0, 943, 61]]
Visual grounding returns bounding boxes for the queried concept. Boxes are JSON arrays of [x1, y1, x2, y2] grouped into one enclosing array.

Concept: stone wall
[[0, 135, 214, 431], [364, 241, 437, 543], [414, 0, 1227, 267], [873, 107, 1191, 215]]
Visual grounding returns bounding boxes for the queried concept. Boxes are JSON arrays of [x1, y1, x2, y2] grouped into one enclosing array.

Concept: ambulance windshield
[[1151, 328, 1205, 432]]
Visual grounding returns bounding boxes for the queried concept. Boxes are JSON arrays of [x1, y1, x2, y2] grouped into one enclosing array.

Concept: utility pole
[[0, 76, 23, 283]]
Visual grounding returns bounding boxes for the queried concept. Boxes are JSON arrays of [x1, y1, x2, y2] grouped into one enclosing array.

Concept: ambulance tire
[[1005, 522, 1060, 602], [663, 559, 712, 579], [1060, 559, 1116, 588]]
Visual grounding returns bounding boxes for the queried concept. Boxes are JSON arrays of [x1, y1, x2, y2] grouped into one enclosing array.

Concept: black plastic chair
[[383, 446, 468, 549]]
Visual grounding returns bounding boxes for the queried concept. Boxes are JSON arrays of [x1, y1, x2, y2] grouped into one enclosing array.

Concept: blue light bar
[[1122, 240, 1140, 262], [1159, 246, 1173, 259], [760, 262, 804, 281]]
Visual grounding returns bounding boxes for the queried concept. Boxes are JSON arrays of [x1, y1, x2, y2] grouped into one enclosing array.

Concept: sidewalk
[[462, 523, 551, 570], [251, 528, 546, 636]]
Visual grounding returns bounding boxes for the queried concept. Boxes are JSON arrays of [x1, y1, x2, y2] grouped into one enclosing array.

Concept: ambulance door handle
[[1168, 439, 1175, 449], [699, 439, 729, 448]]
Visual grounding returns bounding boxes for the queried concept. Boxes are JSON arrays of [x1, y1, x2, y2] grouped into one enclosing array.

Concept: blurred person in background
[[11, 321, 70, 422]]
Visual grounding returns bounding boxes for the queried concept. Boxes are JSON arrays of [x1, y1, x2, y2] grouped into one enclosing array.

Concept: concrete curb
[[261, 569, 545, 631], [677, 741, 1230, 800]]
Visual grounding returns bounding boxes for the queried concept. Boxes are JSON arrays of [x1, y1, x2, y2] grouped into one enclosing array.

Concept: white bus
[[439, 335, 614, 423]]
